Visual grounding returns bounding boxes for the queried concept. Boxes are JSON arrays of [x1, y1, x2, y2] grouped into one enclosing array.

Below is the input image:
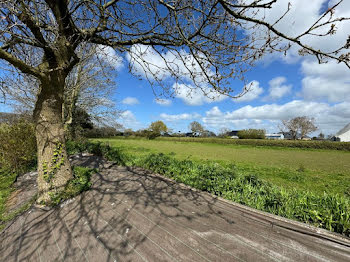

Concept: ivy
[[42, 142, 65, 185]]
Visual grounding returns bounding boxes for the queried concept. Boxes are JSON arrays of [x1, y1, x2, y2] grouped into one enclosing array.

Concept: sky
[[1, 0, 350, 136]]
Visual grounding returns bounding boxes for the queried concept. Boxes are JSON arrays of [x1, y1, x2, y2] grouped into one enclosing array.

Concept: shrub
[[134, 129, 160, 139], [0, 120, 37, 173], [237, 129, 265, 139], [84, 126, 120, 138]]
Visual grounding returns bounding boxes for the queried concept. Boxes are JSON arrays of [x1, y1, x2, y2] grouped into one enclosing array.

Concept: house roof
[[336, 123, 350, 136]]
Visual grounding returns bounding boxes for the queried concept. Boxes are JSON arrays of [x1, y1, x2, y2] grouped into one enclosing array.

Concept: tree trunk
[[33, 76, 73, 205]]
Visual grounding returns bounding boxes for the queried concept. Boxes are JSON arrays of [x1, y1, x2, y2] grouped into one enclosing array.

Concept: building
[[335, 123, 350, 142], [265, 133, 284, 140], [227, 130, 240, 136]]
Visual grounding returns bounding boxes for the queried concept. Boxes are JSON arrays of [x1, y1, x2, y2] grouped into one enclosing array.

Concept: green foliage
[[157, 136, 350, 151], [0, 169, 17, 223], [0, 120, 37, 173], [65, 107, 94, 139], [84, 126, 120, 138], [66, 139, 89, 155], [0, 120, 37, 229], [149, 120, 168, 134], [189, 121, 204, 135], [0, 168, 36, 232], [48, 166, 94, 206], [43, 143, 65, 183], [66, 140, 128, 165], [237, 129, 266, 139], [134, 129, 160, 139]]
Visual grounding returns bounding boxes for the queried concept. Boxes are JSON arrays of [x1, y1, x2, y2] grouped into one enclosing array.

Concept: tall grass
[[69, 141, 350, 237]]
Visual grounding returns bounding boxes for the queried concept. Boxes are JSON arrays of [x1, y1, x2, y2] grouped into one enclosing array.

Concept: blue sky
[[113, 0, 350, 135], [1, 0, 349, 136], [115, 60, 302, 132]]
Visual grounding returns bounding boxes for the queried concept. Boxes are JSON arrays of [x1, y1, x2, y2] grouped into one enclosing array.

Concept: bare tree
[[218, 127, 231, 137], [0, 0, 348, 205], [1, 44, 121, 137], [298, 117, 317, 139], [280, 116, 317, 139], [280, 118, 299, 140], [189, 121, 204, 136]]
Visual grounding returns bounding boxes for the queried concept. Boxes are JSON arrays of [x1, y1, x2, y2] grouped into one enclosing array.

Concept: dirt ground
[[1, 155, 350, 262]]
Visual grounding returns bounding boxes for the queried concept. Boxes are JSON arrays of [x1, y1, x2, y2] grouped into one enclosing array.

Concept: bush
[[134, 129, 160, 139], [0, 120, 37, 173], [84, 127, 120, 138], [237, 129, 265, 139], [66, 140, 129, 166]]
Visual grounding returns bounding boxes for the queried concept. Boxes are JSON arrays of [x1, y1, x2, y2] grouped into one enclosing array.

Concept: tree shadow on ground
[[0, 156, 231, 262]]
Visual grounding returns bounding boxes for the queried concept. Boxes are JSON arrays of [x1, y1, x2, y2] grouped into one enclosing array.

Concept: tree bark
[[33, 75, 73, 205]]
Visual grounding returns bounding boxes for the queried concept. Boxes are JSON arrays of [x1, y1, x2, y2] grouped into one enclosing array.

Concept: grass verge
[[68, 140, 350, 237], [92, 137, 350, 195]]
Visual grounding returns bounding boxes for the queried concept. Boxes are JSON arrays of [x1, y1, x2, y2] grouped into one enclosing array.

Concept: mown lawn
[[93, 137, 350, 196]]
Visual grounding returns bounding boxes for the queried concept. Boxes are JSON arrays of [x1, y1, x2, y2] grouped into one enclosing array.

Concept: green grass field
[[93, 137, 350, 196]]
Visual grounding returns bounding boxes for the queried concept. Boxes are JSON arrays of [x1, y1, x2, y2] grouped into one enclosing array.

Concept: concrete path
[[1, 156, 350, 262]]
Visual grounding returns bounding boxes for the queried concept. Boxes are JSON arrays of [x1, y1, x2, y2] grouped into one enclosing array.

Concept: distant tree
[[280, 116, 317, 140], [237, 129, 265, 139], [85, 126, 119, 138], [318, 132, 325, 140], [202, 130, 216, 138], [299, 117, 317, 139], [68, 107, 94, 139], [149, 121, 168, 134], [218, 127, 230, 138], [189, 121, 204, 136], [280, 118, 300, 140], [123, 128, 134, 137]]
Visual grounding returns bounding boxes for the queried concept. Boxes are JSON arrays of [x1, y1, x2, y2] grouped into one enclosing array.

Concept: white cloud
[[160, 112, 201, 122], [154, 98, 172, 106], [96, 45, 123, 70], [234, 81, 263, 102], [122, 97, 139, 105], [266, 77, 292, 100], [202, 101, 350, 134], [301, 59, 350, 102], [126, 45, 231, 105], [246, 0, 350, 64], [174, 83, 228, 106], [126, 44, 214, 84], [226, 100, 329, 120], [119, 110, 142, 129]]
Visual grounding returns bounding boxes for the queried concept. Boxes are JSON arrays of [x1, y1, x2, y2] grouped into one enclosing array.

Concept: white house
[[336, 123, 350, 142], [265, 133, 284, 140]]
